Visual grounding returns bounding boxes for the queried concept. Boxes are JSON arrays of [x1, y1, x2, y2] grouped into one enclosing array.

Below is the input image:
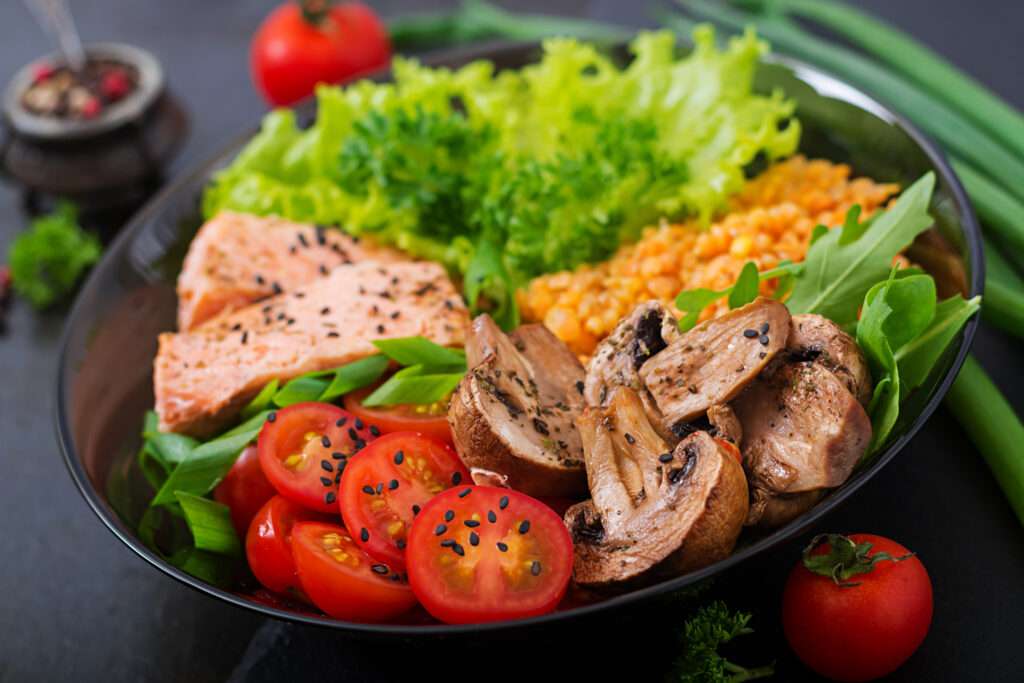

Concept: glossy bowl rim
[[54, 40, 984, 636]]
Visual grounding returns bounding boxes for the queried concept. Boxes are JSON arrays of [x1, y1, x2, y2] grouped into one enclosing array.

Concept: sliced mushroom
[[787, 314, 872, 406], [639, 298, 790, 437], [707, 404, 742, 445], [564, 387, 749, 587], [734, 360, 872, 527], [448, 315, 587, 498]]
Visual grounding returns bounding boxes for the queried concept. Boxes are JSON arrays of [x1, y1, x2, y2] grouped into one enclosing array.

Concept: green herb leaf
[[143, 432, 199, 467], [372, 337, 467, 369], [168, 546, 237, 587], [319, 355, 390, 401], [728, 261, 760, 309], [464, 236, 520, 330], [174, 492, 243, 557], [670, 601, 774, 682], [675, 287, 728, 332], [896, 294, 981, 392], [150, 423, 264, 506], [7, 201, 101, 309], [273, 376, 331, 407], [242, 379, 279, 419], [786, 173, 936, 325], [362, 372, 464, 407]]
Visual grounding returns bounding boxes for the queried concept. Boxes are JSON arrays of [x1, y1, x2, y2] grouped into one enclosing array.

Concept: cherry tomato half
[[250, 1, 391, 107], [782, 533, 933, 682], [291, 521, 417, 622], [258, 402, 376, 514], [339, 432, 470, 570], [344, 386, 453, 444], [406, 486, 574, 624], [214, 445, 277, 536], [245, 495, 329, 596]]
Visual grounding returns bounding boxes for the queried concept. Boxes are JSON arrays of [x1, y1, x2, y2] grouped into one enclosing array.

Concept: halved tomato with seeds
[[405, 486, 574, 624], [245, 495, 329, 596], [344, 386, 453, 444], [258, 402, 376, 514], [339, 432, 470, 569], [291, 521, 417, 622]]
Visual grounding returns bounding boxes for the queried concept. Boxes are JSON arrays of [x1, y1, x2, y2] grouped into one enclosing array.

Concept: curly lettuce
[[203, 27, 799, 328]]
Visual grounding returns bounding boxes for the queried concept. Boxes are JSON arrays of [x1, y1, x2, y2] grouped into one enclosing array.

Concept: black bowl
[[55, 41, 983, 636]]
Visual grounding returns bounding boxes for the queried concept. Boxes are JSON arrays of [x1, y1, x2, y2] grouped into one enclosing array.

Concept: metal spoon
[[22, 0, 87, 71]]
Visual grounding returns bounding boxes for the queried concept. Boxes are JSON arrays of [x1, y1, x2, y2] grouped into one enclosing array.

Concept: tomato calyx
[[299, 0, 332, 26], [802, 533, 914, 587]]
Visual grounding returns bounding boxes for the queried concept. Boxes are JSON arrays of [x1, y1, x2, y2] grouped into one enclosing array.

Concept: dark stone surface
[[0, 1, 1022, 681]]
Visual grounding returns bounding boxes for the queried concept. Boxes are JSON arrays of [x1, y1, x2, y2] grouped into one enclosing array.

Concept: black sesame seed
[[412, 505, 421, 516], [320, 307, 331, 315], [355, 418, 364, 430], [487, 510, 497, 523], [321, 435, 332, 448], [320, 460, 333, 472], [444, 510, 454, 522], [759, 334, 770, 346], [360, 528, 369, 542], [434, 524, 448, 536], [348, 428, 358, 441], [335, 471, 342, 483], [440, 539, 455, 548], [376, 324, 385, 334], [297, 233, 309, 248], [390, 311, 400, 319], [320, 476, 332, 487], [760, 322, 770, 334], [336, 417, 347, 427], [240, 331, 248, 345], [286, 317, 296, 326], [396, 539, 406, 550], [376, 483, 383, 494], [469, 532, 479, 546], [268, 412, 277, 423], [371, 564, 388, 575], [255, 274, 266, 285], [325, 492, 336, 504], [369, 425, 381, 437], [272, 282, 283, 295], [464, 519, 480, 528], [499, 496, 509, 510], [332, 452, 345, 460], [362, 485, 375, 495], [531, 561, 542, 576], [354, 439, 366, 450], [390, 573, 401, 582], [624, 432, 636, 445], [519, 520, 530, 534], [659, 452, 674, 463], [743, 329, 758, 339], [451, 471, 462, 485], [452, 543, 465, 557], [315, 227, 327, 246], [496, 542, 508, 552], [319, 264, 329, 276], [575, 380, 585, 395], [458, 488, 472, 498], [394, 451, 404, 465], [231, 323, 242, 331], [389, 479, 399, 490]]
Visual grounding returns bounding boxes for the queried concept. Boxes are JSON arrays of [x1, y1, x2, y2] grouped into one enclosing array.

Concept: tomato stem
[[801, 533, 913, 587], [298, 0, 332, 26]]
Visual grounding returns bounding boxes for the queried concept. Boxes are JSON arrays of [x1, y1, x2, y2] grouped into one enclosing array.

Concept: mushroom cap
[[565, 388, 748, 587], [448, 315, 587, 498]]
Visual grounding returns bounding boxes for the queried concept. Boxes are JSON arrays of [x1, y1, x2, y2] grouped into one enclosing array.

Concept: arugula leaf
[[362, 372, 464, 407], [372, 337, 467, 368], [896, 294, 981, 392], [273, 376, 331, 407], [319, 355, 390, 401], [670, 601, 774, 682], [242, 379, 278, 419], [786, 173, 935, 325], [675, 260, 802, 331], [728, 261, 760, 309], [175, 492, 243, 557]]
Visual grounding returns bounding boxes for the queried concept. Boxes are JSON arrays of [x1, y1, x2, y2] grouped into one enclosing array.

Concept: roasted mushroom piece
[[639, 298, 790, 438], [734, 357, 872, 527], [565, 387, 749, 587], [787, 314, 873, 407], [449, 314, 587, 498]]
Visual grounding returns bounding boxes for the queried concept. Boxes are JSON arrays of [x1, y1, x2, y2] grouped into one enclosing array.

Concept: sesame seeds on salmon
[[155, 260, 469, 437], [176, 211, 406, 330]]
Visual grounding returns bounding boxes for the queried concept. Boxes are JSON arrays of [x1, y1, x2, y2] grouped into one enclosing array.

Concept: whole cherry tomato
[[250, 0, 391, 107], [782, 533, 933, 682], [214, 445, 277, 536]]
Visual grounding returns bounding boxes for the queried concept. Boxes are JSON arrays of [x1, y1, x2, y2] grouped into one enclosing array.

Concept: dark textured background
[[1, 1, 1022, 681]]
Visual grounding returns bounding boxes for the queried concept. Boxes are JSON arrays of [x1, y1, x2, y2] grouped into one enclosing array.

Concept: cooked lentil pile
[[520, 156, 900, 356]]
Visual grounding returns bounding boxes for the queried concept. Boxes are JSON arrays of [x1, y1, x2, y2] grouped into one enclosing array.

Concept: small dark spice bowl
[[1, 42, 188, 216]]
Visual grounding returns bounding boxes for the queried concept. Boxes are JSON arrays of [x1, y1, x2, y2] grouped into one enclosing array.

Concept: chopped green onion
[[242, 379, 279, 419], [174, 492, 243, 557], [319, 355, 390, 401], [273, 376, 331, 407], [362, 373, 464, 407], [149, 423, 264, 506], [372, 337, 467, 369]]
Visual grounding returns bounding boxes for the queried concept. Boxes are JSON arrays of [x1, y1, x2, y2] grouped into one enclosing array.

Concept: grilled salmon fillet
[[177, 211, 406, 330], [156, 260, 469, 436]]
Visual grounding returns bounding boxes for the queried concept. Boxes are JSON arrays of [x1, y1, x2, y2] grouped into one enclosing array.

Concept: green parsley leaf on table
[[670, 601, 774, 682]]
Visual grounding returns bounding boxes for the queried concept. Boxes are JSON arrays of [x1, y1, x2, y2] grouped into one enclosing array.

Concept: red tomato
[[338, 432, 470, 570], [291, 521, 417, 622], [258, 402, 376, 514], [245, 495, 328, 595], [214, 445, 277, 536], [344, 386, 453, 444], [405, 486, 573, 624], [782, 533, 933, 682], [250, 1, 391, 107]]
